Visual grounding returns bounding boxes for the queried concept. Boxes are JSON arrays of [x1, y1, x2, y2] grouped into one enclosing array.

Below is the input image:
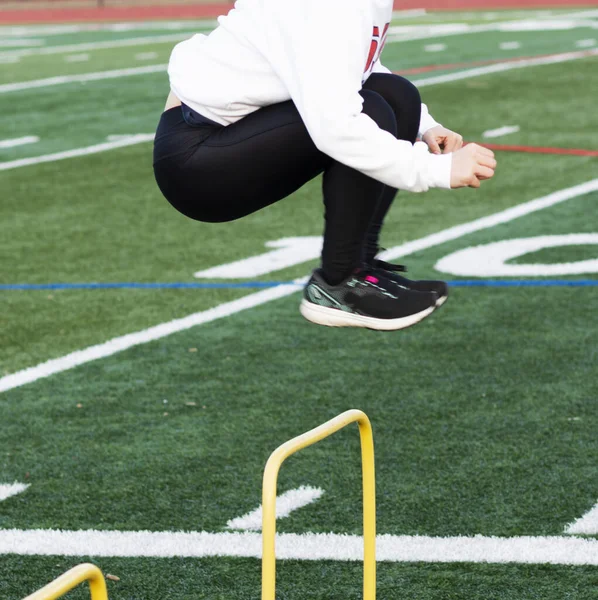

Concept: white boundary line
[[3, 47, 595, 96], [1, 528, 598, 564], [413, 49, 598, 87], [0, 32, 194, 59], [0, 20, 216, 37], [1, 179, 596, 395], [386, 16, 598, 43], [0, 64, 166, 94], [0, 284, 299, 393], [0, 134, 154, 171]]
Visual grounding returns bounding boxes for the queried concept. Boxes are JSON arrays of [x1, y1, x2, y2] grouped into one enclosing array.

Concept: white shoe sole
[[436, 294, 448, 308], [299, 299, 436, 331]]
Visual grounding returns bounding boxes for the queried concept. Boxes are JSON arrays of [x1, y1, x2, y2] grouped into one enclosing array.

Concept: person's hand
[[422, 125, 463, 154], [450, 143, 497, 189]]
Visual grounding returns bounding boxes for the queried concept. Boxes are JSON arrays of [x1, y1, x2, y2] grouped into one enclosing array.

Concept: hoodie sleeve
[[420, 103, 441, 136], [264, 0, 451, 192]]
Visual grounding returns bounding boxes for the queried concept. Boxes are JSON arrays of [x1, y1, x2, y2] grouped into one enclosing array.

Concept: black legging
[[153, 73, 422, 284]]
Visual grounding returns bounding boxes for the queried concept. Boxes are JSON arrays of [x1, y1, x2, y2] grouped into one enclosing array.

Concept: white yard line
[[0, 64, 166, 94], [0, 32, 192, 60], [227, 486, 324, 531], [3, 47, 595, 96], [0, 134, 154, 171], [1, 179, 596, 395], [0, 20, 215, 37], [0, 284, 299, 393], [0, 483, 29, 502], [412, 49, 598, 88], [1, 528, 598, 564], [0, 38, 44, 48], [551, 9, 598, 20], [565, 501, 598, 535], [0, 135, 39, 149], [387, 17, 598, 43]]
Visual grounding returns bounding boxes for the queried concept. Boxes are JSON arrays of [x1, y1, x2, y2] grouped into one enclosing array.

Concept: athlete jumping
[[153, 0, 497, 331]]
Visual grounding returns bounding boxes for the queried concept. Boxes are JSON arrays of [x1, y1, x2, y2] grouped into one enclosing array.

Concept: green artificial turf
[[2, 557, 598, 600], [1, 11, 598, 600], [2, 285, 597, 534]]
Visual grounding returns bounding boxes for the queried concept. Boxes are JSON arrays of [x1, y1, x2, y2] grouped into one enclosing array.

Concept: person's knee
[[366, 73, 421, 109], [360, 89, 398, 137], [364, 74, 421, 143]]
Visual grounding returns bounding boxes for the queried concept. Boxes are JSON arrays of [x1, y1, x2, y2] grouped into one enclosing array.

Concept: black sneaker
[[300, 268, 438, 331], [372, 259, 449, 307]]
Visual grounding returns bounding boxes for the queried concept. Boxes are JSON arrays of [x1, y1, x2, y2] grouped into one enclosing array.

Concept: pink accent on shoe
[[365, 275, 379, 284]]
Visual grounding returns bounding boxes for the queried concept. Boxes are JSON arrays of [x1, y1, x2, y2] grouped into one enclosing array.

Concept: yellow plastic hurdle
[[23, 409, 375, 600], [262, 409, 376, 600], [23, 563, 108, 600]]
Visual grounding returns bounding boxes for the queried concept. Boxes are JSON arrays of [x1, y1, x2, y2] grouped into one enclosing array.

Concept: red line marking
[[476, 143, 598, 157]]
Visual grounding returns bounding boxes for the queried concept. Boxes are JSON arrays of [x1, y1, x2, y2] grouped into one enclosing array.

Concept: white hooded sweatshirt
[[168, 0, 452, 192]]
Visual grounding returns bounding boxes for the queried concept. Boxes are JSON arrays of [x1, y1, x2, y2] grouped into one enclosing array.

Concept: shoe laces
[[372, 258, 407, 273]]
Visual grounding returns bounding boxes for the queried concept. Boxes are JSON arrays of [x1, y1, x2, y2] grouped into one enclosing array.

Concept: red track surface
[[1, 0, 597, 24]]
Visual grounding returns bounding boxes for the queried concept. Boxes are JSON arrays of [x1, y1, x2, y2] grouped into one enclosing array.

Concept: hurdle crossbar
[[23, 563, 108, 600]]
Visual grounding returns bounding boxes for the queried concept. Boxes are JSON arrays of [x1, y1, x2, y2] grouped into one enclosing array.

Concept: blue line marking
[[1, 280, 597, 291], [449, 280, 598, 287]]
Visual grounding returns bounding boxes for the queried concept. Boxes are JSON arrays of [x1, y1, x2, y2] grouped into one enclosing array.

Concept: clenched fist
[[450, 143, 497, 189]]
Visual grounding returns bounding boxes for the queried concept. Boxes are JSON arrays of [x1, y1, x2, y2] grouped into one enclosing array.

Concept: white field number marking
[[565, 501, 598, 534], [483, 125, 520, 138], [576, 38, 596, 48], [194, 237, 323, 279], [435, 234, 598, 277], [0, 483, 29, 502], [227, 486, 324, 531]]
